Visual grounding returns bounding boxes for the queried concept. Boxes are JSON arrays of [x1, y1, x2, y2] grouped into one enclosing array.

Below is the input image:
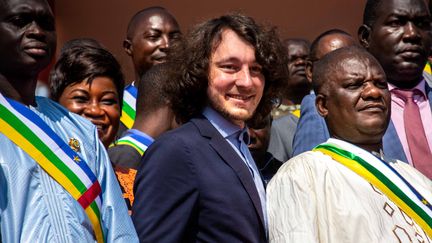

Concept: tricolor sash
[[424, 61, 432, 75], [0, 94, 105, 243], [120, 84, 137, 129], [114, 130, 153, 156], [313, 139, 432, 237]]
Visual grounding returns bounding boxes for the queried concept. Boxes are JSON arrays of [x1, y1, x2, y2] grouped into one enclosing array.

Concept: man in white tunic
[[267, 46, 432, 242]]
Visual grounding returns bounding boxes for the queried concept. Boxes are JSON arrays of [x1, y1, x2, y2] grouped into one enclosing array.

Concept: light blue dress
[[0, 97, 138, 242]]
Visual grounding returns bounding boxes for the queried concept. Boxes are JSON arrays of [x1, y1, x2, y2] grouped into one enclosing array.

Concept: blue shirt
[[203, 106, 268, 231], [0, 97, 138, 242], [203, 107, 245, 158]]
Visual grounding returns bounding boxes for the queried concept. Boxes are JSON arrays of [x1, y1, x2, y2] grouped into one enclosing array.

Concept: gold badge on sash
[[68, 138, 81, 152], [73, 156, 81, 163]]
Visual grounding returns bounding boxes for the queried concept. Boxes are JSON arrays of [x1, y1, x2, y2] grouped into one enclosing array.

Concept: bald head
[[363, 0, 430, 26], [313, 45, 384, 95], [126, 7, 179, 39], [124, 6, 181, 80], [309, 29, 357, 61], [306, 29, 357, 82]]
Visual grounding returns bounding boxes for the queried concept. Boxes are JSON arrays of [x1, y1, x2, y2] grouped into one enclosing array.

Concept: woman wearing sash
[[268, 46, 432, 242]]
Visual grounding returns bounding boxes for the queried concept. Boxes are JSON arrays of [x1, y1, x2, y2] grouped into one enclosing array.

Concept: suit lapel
[[191, 117, 265, 227], [383, 120, 407, 162]]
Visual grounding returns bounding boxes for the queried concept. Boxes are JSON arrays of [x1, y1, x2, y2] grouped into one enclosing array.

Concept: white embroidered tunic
[[268, 138, 432, 243]]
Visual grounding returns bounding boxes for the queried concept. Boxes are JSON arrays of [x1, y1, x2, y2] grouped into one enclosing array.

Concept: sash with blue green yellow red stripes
[[0, 93, 105, 243], [313, 141, 432, 237], [114, 130, 153, 156], [120, 84, 137, 129]]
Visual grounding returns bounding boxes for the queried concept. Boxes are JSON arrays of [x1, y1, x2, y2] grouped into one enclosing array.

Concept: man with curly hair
[[132, 13, 287, 242]]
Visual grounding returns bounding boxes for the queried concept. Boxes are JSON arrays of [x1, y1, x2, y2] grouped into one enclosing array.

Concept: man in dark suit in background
[[132, 13, 287, 242], [292, 0, 432, 178], [359, 0, 432, 176]]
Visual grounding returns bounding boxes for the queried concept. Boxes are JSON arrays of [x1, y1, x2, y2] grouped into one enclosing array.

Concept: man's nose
[[236, 68, 253, 87], [402, 21, 421, 42], [159, 35, 170, 50], [362, 82, 383, 99], [294, 57, 306, 66], [26, 21, 45, 40]]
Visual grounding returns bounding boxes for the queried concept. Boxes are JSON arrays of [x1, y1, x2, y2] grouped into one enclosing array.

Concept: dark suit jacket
[[132, 116, 266, 243], [292, 82, 432, 162]]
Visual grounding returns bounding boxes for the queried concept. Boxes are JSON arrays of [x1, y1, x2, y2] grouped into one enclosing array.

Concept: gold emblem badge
[[73, 156, 81, 163], [68, 138, 81, 152]]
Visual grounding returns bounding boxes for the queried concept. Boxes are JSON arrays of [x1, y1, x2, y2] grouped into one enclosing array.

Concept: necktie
[[238, 130, 268, 231], [393, 89, 432, 178]]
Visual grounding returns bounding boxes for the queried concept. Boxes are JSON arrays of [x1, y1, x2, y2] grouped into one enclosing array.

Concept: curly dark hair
[[166, 13, 288, 124], [49, 44, 124, 105]]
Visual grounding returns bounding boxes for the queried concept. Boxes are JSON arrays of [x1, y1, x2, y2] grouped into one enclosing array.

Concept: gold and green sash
[[120, 84, 137, 129], [424, 61, 432, 75], [314, 140, 432, 237], [0, 94, 105, 242]]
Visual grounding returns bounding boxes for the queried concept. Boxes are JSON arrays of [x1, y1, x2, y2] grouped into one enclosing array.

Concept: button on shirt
[[203, 107, 268, 231], [388, 80, 432, 165]]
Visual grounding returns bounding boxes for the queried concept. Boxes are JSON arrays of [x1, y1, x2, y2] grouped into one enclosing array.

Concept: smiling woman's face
[[58, 76, 121, 147]]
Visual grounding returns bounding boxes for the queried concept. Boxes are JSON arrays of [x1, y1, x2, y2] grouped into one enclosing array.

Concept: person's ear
[[358, 24, 372, 49], [123, 39, 133, 56], [315, 93, 328, 118], [305, 60, 313, 83]]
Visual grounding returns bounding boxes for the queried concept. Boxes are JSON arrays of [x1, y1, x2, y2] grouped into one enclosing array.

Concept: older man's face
[[319, 54, 390, 145], [0, 0, 56, 76], [365, 0, 432, 88], [207, 29, 265, 127]]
